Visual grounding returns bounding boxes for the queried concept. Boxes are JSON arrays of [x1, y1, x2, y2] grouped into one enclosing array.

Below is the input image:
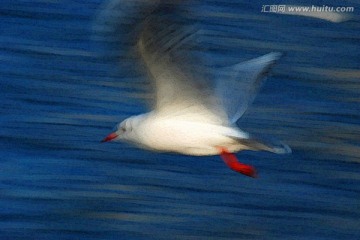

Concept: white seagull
[[102, 20, 290, 178]]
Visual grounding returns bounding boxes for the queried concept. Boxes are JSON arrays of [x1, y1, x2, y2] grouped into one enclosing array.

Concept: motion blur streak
[[0, 0, 359, 239]]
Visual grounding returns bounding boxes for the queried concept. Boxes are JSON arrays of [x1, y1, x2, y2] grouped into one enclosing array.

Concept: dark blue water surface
[[1, 0, 360, 239]]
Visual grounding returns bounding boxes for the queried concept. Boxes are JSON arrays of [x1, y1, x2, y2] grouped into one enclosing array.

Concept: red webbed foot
[[217, 147, 257, 178]]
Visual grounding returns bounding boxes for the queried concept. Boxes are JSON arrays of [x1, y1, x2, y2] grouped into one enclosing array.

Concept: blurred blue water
[[1, 0, 360, 239]]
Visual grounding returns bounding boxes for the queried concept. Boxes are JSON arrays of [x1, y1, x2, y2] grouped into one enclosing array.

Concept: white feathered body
[[126, 113, 250, 156]]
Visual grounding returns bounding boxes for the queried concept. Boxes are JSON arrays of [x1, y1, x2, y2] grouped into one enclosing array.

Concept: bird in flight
[[101, 6, 290, 178]]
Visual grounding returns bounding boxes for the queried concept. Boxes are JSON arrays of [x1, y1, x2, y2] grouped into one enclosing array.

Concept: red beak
[[101, 132, 118, 143]]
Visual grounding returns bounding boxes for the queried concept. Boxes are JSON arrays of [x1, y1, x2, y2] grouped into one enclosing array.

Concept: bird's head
[[101, 117, 136, 143], [101, 114, 146, 143]]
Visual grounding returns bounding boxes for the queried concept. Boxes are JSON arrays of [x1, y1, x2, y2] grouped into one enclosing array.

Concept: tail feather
[[240, 137, 292, 154]]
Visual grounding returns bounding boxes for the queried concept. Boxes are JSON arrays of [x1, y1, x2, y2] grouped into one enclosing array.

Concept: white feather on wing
[[138, 18, 229, 125], [137, 14, 282, 127], [215, 52, 282, 124]]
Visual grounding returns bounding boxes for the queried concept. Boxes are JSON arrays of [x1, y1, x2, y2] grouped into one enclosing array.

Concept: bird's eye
[[121, 126, 126, 132]]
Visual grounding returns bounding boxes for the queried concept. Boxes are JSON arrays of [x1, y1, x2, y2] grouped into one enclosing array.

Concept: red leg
[[217, 147, 257, 178]]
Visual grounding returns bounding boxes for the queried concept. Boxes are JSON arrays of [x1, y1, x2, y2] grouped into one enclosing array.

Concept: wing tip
[[237, 136, 292, 155]]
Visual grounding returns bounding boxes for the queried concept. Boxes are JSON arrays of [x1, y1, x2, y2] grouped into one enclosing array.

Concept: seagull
[[101, 17, 291, 178]]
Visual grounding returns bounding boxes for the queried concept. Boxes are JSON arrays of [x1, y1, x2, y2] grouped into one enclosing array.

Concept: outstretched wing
[[138, 14, 228, 125], [215, 52, 282, 124]]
